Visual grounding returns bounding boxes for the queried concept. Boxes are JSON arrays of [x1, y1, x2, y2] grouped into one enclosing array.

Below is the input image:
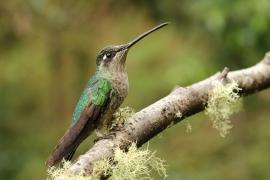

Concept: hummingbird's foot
[[94, 131, 115, 143]]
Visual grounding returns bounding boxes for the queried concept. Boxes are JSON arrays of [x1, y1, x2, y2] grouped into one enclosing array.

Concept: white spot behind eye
[[103, 54, 107, 60]]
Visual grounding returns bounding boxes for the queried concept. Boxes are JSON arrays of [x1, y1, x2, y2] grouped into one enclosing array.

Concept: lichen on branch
[[205, 81, 242, 137], [47, 160, 87, 180], [108, 143, 167, 180], [62, 52, 270, 176], [108, 106, 135, 130], [47, 143, 167, 180]]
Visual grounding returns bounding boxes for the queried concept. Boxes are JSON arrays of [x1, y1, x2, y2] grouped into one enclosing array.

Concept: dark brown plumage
[[46, 103, 102, 167]]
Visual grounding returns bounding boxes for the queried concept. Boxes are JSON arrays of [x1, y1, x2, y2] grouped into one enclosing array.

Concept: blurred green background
[[1, 0, 270, 179]]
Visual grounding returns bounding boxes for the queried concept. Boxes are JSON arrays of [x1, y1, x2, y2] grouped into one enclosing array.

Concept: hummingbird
[[46, 22, 169, 167]]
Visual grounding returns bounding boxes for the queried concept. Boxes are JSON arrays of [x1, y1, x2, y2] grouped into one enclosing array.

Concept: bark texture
[[66, 52, 270, 175]]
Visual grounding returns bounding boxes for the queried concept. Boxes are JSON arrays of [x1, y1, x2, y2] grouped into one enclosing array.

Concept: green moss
[[110, 143, 167, 180], [83, 143, 167, 179], [92, 158, 112, 179], [108, 107, 135, 130], [47, 143, 167, 180], [47, 160, 87, 180], [205, 81, 242, 137]]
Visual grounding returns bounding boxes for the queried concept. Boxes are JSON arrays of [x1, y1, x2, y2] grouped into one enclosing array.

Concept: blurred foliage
[[0, 0, 270, 179]]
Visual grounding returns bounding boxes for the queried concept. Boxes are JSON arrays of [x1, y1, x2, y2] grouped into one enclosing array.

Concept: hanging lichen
[[205, 81, 242, 137]]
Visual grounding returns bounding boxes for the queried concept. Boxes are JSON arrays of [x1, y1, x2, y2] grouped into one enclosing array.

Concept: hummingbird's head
[[96, 22, 169, 76], [96, 45, 129, 74]]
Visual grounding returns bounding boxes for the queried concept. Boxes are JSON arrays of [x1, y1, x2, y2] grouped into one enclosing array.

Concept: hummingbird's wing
[[46, 77, 111, 167]]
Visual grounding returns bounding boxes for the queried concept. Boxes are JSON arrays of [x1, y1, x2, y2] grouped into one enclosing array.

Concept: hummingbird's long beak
[[119, 22, 170, 51]]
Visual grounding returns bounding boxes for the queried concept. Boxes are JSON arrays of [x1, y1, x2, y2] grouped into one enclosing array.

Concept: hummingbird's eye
[[106, 53, 112, 58], [103, 52, 114, 60], [103, 53, 110, 60]]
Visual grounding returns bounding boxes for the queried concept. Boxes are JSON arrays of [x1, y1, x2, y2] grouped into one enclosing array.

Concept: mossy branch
[[60, 52, 270, 177]]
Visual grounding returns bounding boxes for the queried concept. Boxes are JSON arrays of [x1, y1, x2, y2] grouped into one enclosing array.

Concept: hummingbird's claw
[[94, 131, 116, 143]]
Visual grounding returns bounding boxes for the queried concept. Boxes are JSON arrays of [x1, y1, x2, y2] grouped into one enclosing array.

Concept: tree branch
[[67, 52, 270, 175]]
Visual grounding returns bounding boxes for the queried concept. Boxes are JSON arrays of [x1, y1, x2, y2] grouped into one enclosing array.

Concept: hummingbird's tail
[[46, 103, 101, 167], [64, 146, 78, 161]]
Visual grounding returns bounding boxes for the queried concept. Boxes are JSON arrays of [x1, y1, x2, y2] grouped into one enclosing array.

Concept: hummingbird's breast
[[98, 72, 129, 128], [111, 72, 129, 99], [109, 72, 129, 110]]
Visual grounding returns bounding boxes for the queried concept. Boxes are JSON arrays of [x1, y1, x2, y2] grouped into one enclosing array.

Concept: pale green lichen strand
[[47, 143, 167, 180], [205, 81, 242, 137], [92, 158, 112, 178], [185, 121, 192, 133], [108, 106, 135, 130], [175, 111, 182, 119], [47, 160, 87, 180], [110, 143, 167, 180]]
